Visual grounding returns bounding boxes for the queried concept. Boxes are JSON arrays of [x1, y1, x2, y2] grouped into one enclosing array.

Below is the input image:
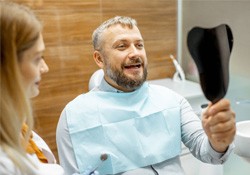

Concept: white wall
[[180, 0, 250, 80], [179, 1, 250, 174]]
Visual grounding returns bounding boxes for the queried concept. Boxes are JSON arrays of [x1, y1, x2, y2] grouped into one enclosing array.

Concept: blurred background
[[9, 1, 250, 174]]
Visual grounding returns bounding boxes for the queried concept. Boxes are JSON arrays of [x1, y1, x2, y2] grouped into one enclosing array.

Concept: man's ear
[[93, 50, 104, 68]]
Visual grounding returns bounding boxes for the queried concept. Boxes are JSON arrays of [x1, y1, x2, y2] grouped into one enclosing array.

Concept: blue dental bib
[[66, 83, 181, 174]]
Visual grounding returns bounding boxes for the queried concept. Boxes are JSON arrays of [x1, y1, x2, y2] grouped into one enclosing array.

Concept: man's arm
[[56, 108, 79, 175], [202, 99, 236, 152], [180, 97, 234, 164]]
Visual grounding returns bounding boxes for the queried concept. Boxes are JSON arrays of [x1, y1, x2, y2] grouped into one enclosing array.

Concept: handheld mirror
[[187, 24, 233, 104]]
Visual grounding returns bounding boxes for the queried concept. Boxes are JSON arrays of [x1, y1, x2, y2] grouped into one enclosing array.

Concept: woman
[[0, 1, 63, 174]]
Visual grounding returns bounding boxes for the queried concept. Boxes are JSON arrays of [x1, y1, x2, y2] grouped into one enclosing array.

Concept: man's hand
[[202, 99, 236, 152]]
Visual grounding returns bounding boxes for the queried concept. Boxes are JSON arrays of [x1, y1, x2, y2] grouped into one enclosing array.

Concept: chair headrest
[[88, 69, 104, 91]]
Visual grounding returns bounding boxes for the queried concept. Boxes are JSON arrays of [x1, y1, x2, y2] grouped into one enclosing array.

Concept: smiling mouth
[[124, 63, 142, 69]]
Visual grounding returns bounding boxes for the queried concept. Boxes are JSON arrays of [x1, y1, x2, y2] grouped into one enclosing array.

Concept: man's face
[[99, 24, 148, 92]]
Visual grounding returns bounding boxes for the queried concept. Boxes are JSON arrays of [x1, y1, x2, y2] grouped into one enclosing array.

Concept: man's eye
[[116, 44, 127, 50], [117, 44, 125, 48], [137, 43, 144, 48]]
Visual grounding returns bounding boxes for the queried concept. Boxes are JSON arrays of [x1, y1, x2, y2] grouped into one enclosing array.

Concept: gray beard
[[106, 67, 147, 91]]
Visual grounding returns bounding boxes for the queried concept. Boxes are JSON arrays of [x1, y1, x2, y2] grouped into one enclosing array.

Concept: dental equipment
[[89, 153, 108, 175], [170, 54, 185, 81]]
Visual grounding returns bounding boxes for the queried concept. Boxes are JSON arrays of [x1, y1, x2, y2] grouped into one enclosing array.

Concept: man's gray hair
[[92, 16, 137, 50]]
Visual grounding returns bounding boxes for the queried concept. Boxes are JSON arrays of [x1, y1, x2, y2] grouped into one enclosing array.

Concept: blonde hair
[[0, 1, 42, 173], [92, 16, 137, 51]]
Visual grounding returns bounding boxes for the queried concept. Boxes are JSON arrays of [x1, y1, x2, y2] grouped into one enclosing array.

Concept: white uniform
[[0, 132, 64, 175]]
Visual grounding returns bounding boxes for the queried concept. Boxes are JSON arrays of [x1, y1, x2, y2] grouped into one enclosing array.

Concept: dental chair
[[88, 69, 104, 91]]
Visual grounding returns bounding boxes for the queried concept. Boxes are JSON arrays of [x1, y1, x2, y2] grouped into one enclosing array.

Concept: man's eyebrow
[[112, 39, 144, 46], [137, 39, 144, 42], [114, 39, 128, 42]]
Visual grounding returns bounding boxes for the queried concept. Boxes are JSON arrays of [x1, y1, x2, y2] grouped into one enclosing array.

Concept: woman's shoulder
[[26, 153, 64, 175], [0, 148, 32, 175], [36, 163, 64, 175], [0, 147, 64, 175], [31, 131, 56, 163], [0, 151, 15, 175]]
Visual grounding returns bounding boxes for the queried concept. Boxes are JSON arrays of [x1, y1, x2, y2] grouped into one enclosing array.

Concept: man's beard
[[105, 58, 147, 91]]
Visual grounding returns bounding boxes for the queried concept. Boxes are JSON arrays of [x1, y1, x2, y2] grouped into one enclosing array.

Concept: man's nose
[[128, 45, 140, 58]]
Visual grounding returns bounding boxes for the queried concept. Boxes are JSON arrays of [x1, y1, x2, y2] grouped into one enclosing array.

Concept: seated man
[[56, 16, 236, 175]]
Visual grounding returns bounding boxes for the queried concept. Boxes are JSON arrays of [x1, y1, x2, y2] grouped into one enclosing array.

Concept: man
[[56, 16, 236, 175]]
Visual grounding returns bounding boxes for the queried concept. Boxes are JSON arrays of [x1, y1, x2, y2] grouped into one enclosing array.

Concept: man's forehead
[[103, 24, 142, 38]]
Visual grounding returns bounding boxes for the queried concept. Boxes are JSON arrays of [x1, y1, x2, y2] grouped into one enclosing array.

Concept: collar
[[97, 78, 127, 93]]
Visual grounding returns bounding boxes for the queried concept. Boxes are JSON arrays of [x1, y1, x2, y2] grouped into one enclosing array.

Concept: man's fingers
[[204, 99, 231, 116]]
